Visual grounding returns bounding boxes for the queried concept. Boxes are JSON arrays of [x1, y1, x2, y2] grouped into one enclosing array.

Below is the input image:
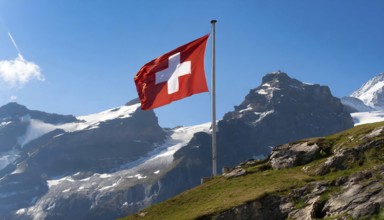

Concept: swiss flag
[[134, 34, 209, 110]]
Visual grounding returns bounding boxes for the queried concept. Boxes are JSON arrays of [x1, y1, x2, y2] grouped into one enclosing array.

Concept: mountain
[[0, 72, 354, 219], [129, 71, 354, 217], [0, 100, 168, 219], [0, 102, 79, 153], [342, 72, 384, 112], [216, 71, 353, 167], [340, 72, 384, 125], [124, 121, 384, 220]]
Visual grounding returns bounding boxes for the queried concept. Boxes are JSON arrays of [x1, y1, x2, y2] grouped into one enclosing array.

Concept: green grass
[[121, 167, 310, 220], [367, 209, 384, 220], [120, 122, 384, 220]]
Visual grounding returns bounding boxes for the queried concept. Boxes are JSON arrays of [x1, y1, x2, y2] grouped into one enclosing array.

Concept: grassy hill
[[120, 122, 384, 220]]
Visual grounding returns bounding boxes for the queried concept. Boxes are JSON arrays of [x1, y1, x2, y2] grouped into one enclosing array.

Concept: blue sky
[[0, 0, 383, 128]]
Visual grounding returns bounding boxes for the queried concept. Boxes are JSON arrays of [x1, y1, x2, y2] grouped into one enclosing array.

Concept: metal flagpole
[[211, 20, 217, 176]]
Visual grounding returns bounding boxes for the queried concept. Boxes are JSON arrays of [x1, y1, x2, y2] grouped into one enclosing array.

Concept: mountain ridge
[[0, 71, 358, 219]]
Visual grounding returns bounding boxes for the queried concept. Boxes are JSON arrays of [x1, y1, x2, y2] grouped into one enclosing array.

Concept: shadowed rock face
[[216, 71, 353, 168], [25, 109, 167, 177]]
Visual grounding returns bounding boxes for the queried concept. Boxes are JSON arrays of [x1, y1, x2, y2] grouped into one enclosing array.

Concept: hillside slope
[[123, 121, 384, 220]]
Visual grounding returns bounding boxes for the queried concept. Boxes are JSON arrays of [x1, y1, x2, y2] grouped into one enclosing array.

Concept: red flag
[[134, 34, 209, 110]]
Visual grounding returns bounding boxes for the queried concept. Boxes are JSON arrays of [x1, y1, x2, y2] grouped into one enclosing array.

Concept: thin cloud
[[0, 54, 44, 87], [9, 95, 17, 102]]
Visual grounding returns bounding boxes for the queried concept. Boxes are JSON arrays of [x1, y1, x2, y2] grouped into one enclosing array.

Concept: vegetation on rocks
[[122, 122, 384, 220]]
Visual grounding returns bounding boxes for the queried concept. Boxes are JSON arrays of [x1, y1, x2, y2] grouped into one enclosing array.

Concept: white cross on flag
[[134, 34, 209, 110]]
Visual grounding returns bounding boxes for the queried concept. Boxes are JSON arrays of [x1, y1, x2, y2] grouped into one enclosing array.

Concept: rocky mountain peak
[[0, 102, 29, 120], [224, 72, 348, 127], [126, 98, 141, 106], [230, 71, 302, 117], [0, 102, 78, 125], [350, 72, 384, 109], [261, 70, 302, 88], [214, 72, 353, 169]]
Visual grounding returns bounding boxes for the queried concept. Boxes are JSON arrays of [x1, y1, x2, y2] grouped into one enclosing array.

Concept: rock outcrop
[[211, 125, 384, 220]]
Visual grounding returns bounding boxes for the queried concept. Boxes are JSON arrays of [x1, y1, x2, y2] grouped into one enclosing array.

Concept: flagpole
[[211, 20, 217, 176]]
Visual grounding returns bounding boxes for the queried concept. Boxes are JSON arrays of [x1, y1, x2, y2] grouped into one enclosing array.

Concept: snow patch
[[99, 182, 118, 191], [134, 174, 147, 179], [0, 149, 20, 171], [257, 89, 268, 95], [239, 105, 253, 113], [0, 121, 12, 127], [254, 110, 274, 124], [256, 87, 280, 100], [16, 208, 27, 215], [80, 177, 90, 182], [47, 176, 74, 188], [46, 203, 55, 211], [262, 83, 271, 87], [351, 111, 384, 126], [76, 104, 140, 130], [99, 173, 113, 179]]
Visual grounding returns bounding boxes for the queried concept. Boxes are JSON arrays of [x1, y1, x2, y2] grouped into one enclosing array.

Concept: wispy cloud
[[0, 54, 44, 87], [9, 95, 17, 102]]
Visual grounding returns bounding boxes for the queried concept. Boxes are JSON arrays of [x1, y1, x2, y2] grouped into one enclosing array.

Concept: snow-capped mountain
[[0, 72, 355, 219], [0, 101, 151, 172], [0, 100, 169, 219], [349, 72, 384, 110], [340, 72, 384, 125], [17, 123, 211, 220]]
